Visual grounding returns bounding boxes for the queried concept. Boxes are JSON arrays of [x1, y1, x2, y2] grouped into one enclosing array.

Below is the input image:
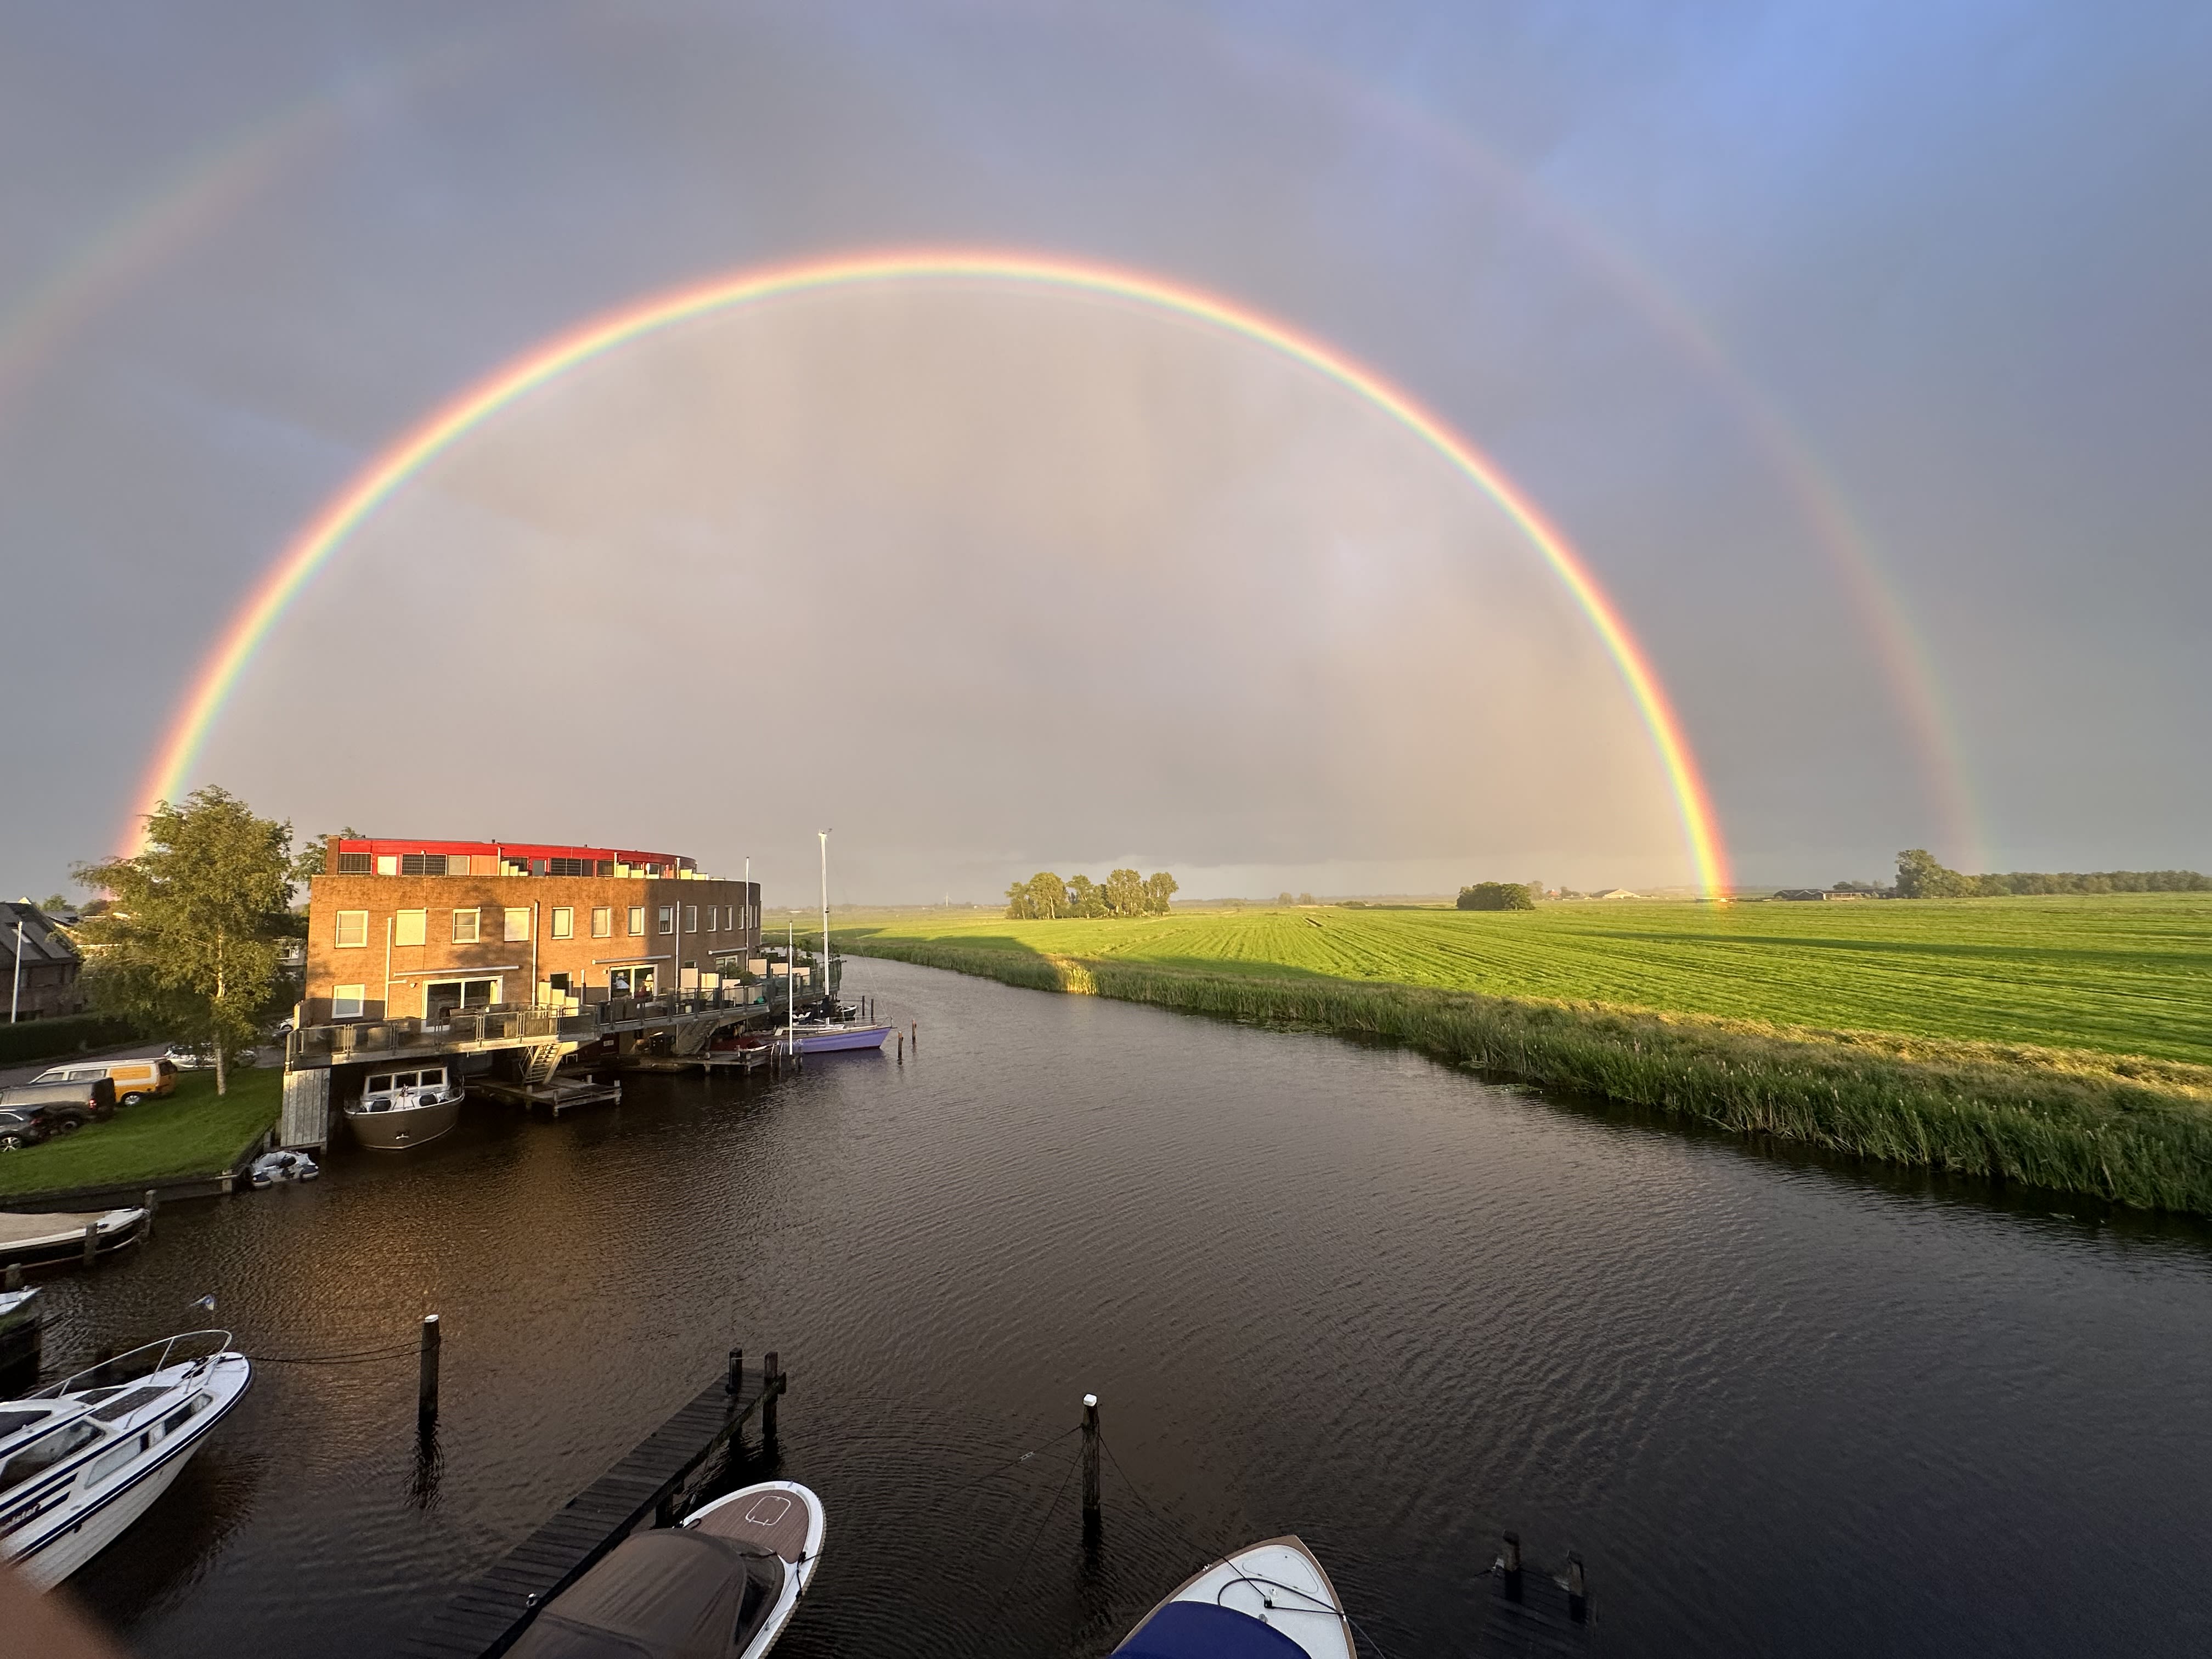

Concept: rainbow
[[125, 249, 1733, 894]]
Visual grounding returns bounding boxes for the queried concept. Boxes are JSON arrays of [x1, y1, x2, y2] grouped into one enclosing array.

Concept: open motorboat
[[0, 1206, 148, 1269], [506, 1480, 823, 1659], [1111, 1535, 1358, 1659], [779, 997, 890, 1056], [0, 1330, 251, 1588], [343, 1062, 464, 1150]]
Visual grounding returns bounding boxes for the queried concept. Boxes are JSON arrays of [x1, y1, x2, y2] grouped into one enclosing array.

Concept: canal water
[[41, 957, 2212, 1657]]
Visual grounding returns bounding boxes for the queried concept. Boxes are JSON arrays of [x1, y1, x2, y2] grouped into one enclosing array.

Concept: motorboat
[[343, 1063, 464, 1150], [1111, 1535, 1358, 1659], [0, 1286, 41, 1392], [506, 1480, 823, 1659], [779, 1022, 892, 1056], [0, 1207, 148, 1269], [247, 1150, 320, 1187], [0, 1330, 251, 1588]]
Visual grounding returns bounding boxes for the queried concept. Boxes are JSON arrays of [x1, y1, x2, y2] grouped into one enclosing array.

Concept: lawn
[[0, 1066, 280, 1200], [838, 894, 2212, 1064]]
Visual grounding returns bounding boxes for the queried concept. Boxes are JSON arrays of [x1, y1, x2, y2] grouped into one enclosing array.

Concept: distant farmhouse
[[2, 900, 85, 1019]]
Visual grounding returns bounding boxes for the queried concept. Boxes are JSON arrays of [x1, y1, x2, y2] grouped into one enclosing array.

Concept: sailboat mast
[[819, 829, 831, 1008]]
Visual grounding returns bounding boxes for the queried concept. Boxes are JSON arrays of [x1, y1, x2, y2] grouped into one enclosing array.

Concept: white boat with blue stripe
[[0, 1330, 251, 1588], [1111, 1535, 1359, 1659]]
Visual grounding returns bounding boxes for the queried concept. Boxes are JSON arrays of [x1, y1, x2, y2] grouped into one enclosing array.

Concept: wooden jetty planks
[[397, 1359, 788, 1659]]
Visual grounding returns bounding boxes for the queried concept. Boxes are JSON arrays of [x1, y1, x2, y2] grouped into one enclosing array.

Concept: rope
[[1097, 1428, 1399, 1659], [978, 1440, 1082, 1637]]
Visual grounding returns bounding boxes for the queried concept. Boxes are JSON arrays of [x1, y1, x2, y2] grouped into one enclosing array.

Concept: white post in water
[[819, 829, 831, 1011]]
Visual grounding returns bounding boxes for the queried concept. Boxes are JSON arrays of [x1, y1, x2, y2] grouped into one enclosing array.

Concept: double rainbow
[[127, 249, 1731, 894]]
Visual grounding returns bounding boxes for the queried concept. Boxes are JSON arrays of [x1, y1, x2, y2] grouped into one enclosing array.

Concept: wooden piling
[[762, 1350, 781, 1439], [418, 1314, 442, 1425], [1081, 1393, 1101, 1525], [81, 1220, 98, 1267], [3, 1263, 19, 1291], [726, 1346, 743, 1396], [1500, 1530, 1523, 1601], [1566, 1551, 1587, 1623], [896, 1031, 904, 1062]]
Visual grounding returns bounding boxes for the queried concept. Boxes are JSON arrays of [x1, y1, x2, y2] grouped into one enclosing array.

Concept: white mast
[[819, 829, 831, 1011]]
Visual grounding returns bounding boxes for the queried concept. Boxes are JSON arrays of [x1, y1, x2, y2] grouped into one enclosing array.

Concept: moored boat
[[1, 1330, 251, 1588], [1111, 1534, 1358, 1659], [0, 1207, 148, 1269], [344, 1063, 464, 1150], [778, 1022, 892, 1056], [504, 1479, 824, 1659]]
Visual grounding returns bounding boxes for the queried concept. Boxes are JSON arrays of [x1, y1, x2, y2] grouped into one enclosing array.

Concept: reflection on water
[[41, 958, 2212, 1657]]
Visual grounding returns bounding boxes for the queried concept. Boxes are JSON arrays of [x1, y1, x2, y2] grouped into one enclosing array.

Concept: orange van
[[31, 1057, 177, 1106]]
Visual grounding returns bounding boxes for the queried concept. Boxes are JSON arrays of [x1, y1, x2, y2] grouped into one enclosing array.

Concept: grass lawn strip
[[0, 1068, 280, 1200]]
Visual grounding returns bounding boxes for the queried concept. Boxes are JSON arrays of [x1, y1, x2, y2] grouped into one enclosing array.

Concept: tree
[[1458, 882, 1536, 911], [1002, 871, 1070, 920], [1276, 891, 1296, 907], [1142, 871, 1178, 915], [74, 787, 295, 1096], [1066, 874, 1107, 918], [1894, 849, 1975, 898], [1296, 891, 1316, 906], [1104, 868, 1147, 916], [291, 825, 361, 883]]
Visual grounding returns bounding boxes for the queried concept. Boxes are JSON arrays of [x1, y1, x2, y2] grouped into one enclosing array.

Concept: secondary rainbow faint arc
[[128, 249, 1734, 894]]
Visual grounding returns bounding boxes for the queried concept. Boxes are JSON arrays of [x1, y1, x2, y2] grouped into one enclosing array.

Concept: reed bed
[[847, 936, 2212, 1215]]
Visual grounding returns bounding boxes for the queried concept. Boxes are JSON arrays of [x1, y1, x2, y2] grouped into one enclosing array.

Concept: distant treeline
[[1897, 849, 2210, 898], [1006, 868, 1178, 919]]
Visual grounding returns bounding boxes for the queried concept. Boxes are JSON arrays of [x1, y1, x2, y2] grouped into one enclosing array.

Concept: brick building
[[2, 900, 85, 1020], [302, 838, 760, 1026]]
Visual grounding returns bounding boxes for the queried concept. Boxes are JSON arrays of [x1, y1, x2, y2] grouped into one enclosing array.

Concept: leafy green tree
[[1296, 891, 1316, 906], [291, 826, 361, 883], [1277, 891, 1296, 907], [1894, 849, 1976, 898], [1458, 882, 1536, 911], [1104, 869, 1148, 916], [1066, 874, 1107, 918], [1142, 871, 1178, 915], [74, 787, 296, 1096]]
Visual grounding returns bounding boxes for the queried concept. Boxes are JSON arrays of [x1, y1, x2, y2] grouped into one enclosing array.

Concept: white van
[[30, 1057, 178, 1106]]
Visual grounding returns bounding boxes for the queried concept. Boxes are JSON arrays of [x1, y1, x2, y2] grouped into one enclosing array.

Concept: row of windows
[[334, 853, 649, 877], [333, 901, 759, 947]]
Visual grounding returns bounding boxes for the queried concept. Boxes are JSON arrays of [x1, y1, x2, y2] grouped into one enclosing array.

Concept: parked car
[[163, 1044, 261, 1071], [30, 1057, 177, 1106], [0, 1078, 117, 1133], [0, 1110, 49, 1151]]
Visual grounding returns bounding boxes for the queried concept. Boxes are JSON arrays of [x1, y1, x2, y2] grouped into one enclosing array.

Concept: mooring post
[[1566, 1551, 1587, 1623], [1081, 1393, 1101, 1526], [762, 1350, 781, 1439], [896, 1031, 904, 1063], [1500, 1531, 1522, 1602], [3, 1263, 18, 1291], [418, 1313, 442, 1425], [143, 1189, 157, 1242], [81, 1220, 98, 1267], [726, 1345, 743, 1397], [910, 1020, 918, 1048]]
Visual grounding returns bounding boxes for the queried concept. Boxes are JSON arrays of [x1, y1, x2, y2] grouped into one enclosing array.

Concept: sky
[[2, 2, 2207, 906]]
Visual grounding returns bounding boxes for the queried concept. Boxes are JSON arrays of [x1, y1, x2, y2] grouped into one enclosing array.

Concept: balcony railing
[[286, 972, 825, 1066]]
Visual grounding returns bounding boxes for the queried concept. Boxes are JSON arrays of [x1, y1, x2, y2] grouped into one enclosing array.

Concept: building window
[[684, 905, 698, 933], [706, 906, 719, 931], [505, 907, 532, 943], [376, 855, 398, 876], [591, 906, 612, 938], [334, 911, 369, 949], [659, 905, 675, 935], [332, 984, 366, 1019], [452, 909, 480, 944], [547, 857, 592, 877], [400, 853, 447, 876], [628, 906, 645, 936], [394, 910, 427, 947], [551, 906, 574, 939], [336, 852, 373, 874]]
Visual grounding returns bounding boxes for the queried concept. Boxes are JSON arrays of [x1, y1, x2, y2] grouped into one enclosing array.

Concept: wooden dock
[[470, 1075, 624, 1116], [1472, 1538, 1594, 1657], [398, 1350, 787, 1659]]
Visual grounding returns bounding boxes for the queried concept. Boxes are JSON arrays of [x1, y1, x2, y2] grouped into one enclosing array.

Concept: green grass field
[[0, 1067, 279, 1200], [839, 894, 2212, 1064]]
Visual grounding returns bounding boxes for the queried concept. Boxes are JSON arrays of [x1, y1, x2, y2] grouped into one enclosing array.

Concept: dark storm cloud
[[1, 1, 2206, 899]]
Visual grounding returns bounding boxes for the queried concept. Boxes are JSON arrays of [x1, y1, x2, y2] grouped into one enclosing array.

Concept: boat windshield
[[0, 1419, 100, 1494], [732, 1549, 785, 1649]]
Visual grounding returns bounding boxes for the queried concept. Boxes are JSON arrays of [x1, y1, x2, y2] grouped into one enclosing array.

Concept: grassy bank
[[840, 904, 2212, 1214], [0, 1068, 279, 1201]]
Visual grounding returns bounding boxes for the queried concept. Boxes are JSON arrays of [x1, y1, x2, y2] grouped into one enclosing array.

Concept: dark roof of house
[[0, 903, 81, 967]]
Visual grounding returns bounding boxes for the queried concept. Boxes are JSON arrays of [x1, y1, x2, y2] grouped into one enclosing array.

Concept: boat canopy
[[508, 1530, 783, 1659], [1111, 1601, 1319, 1658]]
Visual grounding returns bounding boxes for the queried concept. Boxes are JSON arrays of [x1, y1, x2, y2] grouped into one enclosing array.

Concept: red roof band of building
[[333, 838, 696, 876]]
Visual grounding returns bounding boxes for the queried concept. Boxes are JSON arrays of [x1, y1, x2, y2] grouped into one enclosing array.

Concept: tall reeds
[[848, 938, 2212, 1214]]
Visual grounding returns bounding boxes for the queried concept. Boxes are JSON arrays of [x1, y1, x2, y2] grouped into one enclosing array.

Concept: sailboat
[[778, 830, 891, 1056]]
